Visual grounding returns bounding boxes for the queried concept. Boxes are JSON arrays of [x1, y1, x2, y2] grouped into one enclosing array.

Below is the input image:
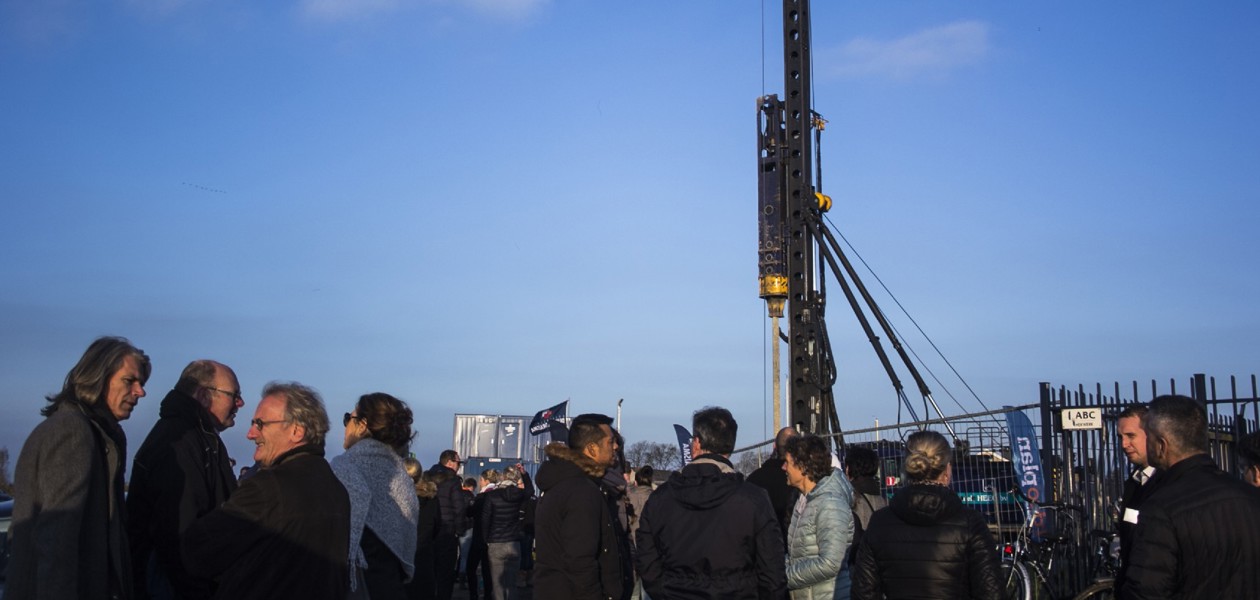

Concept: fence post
[[1039, 381, 1056, 502]]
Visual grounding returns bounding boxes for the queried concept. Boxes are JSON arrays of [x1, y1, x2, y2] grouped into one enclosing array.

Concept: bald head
[[774, 427, 799, 457], [176, 360, 243, 431]]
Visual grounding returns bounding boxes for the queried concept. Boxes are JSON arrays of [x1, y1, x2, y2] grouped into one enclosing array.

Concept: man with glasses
[[426, 449, 470, 600], [182, 381, 351, 600], [127, 359, 244, 600]]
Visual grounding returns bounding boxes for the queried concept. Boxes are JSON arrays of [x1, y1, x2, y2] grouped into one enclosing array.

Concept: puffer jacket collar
[[890, 482, 962, 527]]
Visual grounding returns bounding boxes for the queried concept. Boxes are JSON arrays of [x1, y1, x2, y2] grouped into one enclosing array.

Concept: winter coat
[[481, 484, 527, 544], [634, 454, 787, 600], [786, 470, 855, 600], [747, 456, 799, 546], [425, 464, 470, 536], [126, 389, 237, 600], [851, 483, 1001, 600], [8, 400, 134, 600], [183, 444, 351, 600], [1123, 454, 1260, 600], [626, 484, 652, 540], [405, 478, 442, 600], [534, 442, 633, 600]]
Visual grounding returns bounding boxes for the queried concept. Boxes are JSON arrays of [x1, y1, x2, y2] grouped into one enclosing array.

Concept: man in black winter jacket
[[746, 426, 799, 549], [1123, 395, 1260, 600], [534, 413, 633, 600], [635, 407, 786, 600], [426, 449, 469, 600], [128, 360, 244, 600], [183, 381, 350, 600]]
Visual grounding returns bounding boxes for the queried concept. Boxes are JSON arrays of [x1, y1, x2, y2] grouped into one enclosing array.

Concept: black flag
[[673, 424, 693, 466], [529, 400, 569, 435]]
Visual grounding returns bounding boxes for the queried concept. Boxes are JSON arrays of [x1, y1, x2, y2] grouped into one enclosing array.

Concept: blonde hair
[[481, 469, 501, 484], [904, 430, 951, 483]]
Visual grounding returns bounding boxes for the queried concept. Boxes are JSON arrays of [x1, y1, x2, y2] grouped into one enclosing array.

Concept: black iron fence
[[817, 373, 1259, 598]]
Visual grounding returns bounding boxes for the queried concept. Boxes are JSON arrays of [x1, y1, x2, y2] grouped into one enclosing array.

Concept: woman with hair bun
[[332, 392, 421, 600], [851, 430, 1002, 600]]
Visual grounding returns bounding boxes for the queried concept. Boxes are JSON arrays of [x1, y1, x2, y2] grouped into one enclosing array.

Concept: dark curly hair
[[844, 446, 880, 479], [356, 392, 415, 456], [783, 434, 833, 483]]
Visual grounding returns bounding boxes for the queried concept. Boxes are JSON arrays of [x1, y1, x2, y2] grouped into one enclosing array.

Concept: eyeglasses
[[205, 386, 243, 402], [343, 412, 367, 426], [250, 418, 288, 430]]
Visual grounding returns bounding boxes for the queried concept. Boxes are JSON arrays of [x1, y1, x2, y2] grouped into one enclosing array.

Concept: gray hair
[[262, 381, 330, 448], [44, 336, 151, 417]]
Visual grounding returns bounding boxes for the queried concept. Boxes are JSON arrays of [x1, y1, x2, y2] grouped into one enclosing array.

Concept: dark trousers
[[434, 532, 459, 600], [465, 538, 492, 600]]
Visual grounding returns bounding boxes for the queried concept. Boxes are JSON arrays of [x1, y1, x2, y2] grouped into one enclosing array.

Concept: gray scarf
[[331, 438, 420, 586]]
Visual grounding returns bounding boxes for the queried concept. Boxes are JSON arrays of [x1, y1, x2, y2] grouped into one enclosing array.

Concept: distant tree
[[733, 450, 765, 476], [625, 440, 681, 472], [0, 446, 14, 496]]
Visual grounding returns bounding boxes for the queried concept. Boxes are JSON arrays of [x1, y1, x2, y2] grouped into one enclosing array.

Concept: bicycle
[[1068, 529, 1121, 600], [995, 486, 1085, 600]]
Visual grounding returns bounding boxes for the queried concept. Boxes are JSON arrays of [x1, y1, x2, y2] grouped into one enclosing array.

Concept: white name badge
[[1123, 507, 1141, 524]]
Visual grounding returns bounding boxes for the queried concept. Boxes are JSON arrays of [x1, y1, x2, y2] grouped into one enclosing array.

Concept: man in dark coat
[[1123, 395, 1260, 600], [635, 407, 786, 600], [1113, 403, 1157, 596], [128, 360, 243, 600], [183, 381, 351, 600], [8, 336, 151, 600], [425, 449, 468, 600], [534, 413, 633, 600], [746, 426, 798, 548]]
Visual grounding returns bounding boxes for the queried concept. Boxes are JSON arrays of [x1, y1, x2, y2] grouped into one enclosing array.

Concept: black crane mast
[[758, 0, 949, 440]]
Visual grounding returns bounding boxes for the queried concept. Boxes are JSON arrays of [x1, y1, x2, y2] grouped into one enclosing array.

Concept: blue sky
[[2, 1, 1258, 470]]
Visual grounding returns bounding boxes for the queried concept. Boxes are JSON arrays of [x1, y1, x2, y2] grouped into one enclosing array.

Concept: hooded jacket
[[786, 469, 854, 600], [634, 455, 786, 600], [127, 389, 237, 600], [533, 442, 633, 600], [851, 483, 1001, 600]]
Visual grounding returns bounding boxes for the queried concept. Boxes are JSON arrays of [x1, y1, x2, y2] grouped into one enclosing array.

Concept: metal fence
[[822, 373, 1259, 598]]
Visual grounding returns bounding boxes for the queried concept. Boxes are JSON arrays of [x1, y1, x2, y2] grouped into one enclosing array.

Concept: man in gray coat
[[8, 336, 152, 600]]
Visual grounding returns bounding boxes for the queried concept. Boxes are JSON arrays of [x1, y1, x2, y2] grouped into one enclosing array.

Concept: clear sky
[[2, 1, 1258, 471]]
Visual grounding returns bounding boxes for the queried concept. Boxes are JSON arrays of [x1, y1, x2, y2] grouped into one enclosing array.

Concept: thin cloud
[[299, 0, 549, 22], [821, 20, 991, 82]]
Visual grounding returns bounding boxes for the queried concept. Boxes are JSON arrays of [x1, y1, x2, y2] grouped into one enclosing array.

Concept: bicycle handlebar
[[1008, 485, 1084, 512]]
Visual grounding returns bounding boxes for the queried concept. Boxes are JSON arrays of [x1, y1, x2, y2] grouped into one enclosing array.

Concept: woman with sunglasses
[[331, 392, 420, 600]]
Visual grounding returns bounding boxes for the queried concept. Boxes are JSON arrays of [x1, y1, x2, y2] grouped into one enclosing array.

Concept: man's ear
[[289, 423, 307, 444]]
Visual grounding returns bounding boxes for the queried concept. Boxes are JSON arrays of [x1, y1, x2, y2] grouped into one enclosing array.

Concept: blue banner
[[1005, 407, 1045, 502], [673, 424, 693, 466]]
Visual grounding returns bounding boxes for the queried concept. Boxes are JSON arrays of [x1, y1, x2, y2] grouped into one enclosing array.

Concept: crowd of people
[[5, 336, 1260, 600]]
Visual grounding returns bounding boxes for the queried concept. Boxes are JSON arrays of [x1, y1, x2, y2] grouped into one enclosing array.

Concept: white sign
[[1061, 408, 1103, 430]]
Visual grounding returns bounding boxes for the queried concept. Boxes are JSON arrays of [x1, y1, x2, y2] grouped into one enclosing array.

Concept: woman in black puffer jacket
[[851, 431, 1002, 600]]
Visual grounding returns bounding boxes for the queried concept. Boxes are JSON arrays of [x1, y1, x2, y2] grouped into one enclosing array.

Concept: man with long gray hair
[[183, 381, 351, 600], [8, 336, 152, 600]]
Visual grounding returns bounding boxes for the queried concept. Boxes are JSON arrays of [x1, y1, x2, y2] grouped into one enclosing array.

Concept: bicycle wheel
[[1071, 580, 1115, 600], [999, 560, 1032, 600]]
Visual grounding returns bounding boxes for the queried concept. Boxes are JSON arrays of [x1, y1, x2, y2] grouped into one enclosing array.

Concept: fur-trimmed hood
[[536, 442, 605, 492], [415, 478, 438, 499]]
